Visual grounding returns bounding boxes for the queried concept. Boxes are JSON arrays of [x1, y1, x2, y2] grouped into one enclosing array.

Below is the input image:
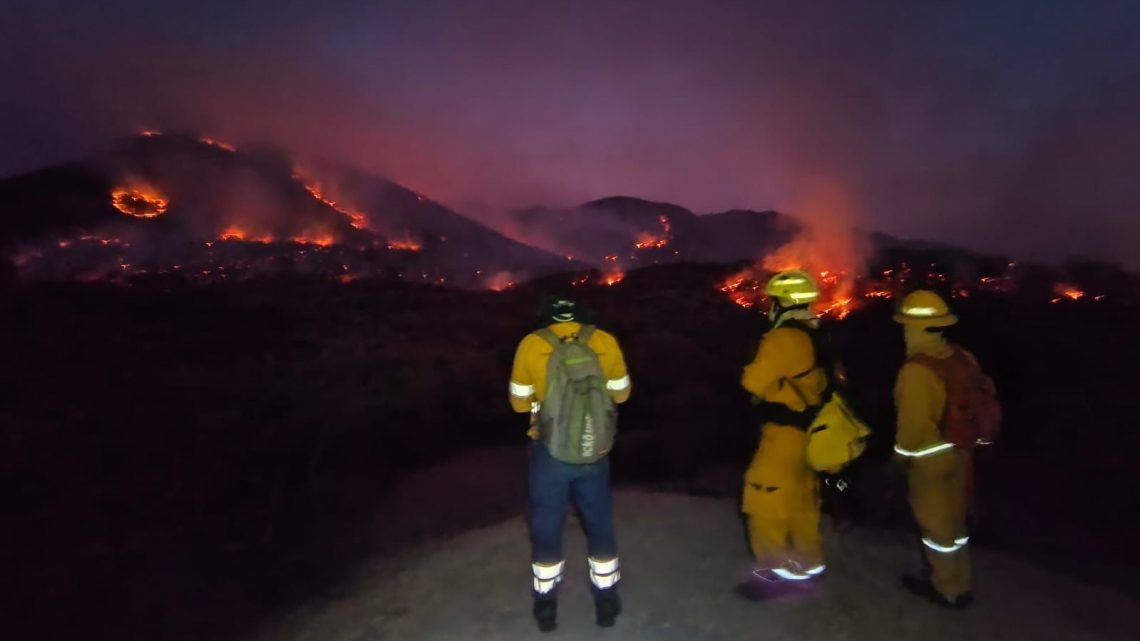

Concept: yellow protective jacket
[[741, 325, 827, 484], [893, 344, 953, 458], [508, 322, 631, 422]]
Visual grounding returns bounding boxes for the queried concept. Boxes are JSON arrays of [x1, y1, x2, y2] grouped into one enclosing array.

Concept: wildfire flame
[[634, 215, 671, 250], [293, 169, 371, 231], [111, 186, 169, 219], [718, 265, 864, 320], [217, 227, 273, 243], [386, 233, 423, 252], [719, 176, 870, 318], [1052, 283, 1086, 303], [602, 271, 625, 286], [291, 234, 335, 247]]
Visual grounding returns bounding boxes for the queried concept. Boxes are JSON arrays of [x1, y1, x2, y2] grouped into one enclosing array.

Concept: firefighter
[[508, 296, 631, 632], [893, 289, 995, 609], [736, 270, 829, 600]]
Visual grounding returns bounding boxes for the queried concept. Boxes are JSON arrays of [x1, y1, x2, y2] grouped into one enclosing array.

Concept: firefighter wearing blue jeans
[[509, 298, 632, 632]]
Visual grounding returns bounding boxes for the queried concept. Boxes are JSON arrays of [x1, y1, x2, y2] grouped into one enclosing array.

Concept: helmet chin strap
[[768, 300, 785, 324], [769, 301, 815, 327]]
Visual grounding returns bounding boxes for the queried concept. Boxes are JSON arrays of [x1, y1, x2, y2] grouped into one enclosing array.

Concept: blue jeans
[[529, 441, 618, 564]]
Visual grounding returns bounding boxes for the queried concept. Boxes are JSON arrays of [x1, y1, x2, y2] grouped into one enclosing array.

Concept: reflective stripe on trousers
[[769, 564, 826, 581], [532, 560, 565, 594], [588, 556, 621, 590], [922, 536, 970, 554], [894, 442, 955, 458]]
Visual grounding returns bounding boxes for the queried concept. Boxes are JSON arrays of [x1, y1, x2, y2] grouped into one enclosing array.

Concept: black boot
[[901, 573, 973, 610], [533, 598, 557, 632], [736, 569, 802, 602], [594, 589, 621, 628]]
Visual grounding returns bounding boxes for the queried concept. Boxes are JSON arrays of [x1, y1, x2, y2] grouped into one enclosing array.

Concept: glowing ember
[[111, 186, 169, 219], [139, 130, 162, 137], [200, 137, 237, 152], [634, 233, 668, 250], [220, 227, 246, 241], [485, 271, 518, 292], [571, 274, 591, 287]]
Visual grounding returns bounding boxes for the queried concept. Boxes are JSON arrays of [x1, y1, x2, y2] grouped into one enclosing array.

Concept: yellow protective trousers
[[742, 424, 823, 576], [909, 449, 973, 599]]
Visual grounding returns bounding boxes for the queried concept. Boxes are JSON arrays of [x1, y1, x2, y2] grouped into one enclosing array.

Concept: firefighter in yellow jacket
[[508, 296, 631, 632], [893, 290, 976, 609], [737, 270, 829, 600]]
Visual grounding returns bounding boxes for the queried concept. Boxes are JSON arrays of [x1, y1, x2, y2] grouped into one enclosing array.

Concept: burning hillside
[[718, 258, 1118, 314], [0, 132, 570, 288], [712, 178, 1124, 313]]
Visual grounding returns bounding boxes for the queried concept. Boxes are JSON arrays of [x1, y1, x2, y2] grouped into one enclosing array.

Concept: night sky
[[3, 1, 1139, 266]]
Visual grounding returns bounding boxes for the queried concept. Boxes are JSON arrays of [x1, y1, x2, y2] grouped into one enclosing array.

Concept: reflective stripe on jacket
[[894, 359, 950, 457], [508, 322, 631, 414]]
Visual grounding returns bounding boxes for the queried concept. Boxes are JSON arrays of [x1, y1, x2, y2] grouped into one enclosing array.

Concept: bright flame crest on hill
[[111, 186, 169, 219]]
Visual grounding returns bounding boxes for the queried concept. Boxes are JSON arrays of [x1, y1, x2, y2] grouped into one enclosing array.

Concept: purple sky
[[3, 1, 1139, 265]]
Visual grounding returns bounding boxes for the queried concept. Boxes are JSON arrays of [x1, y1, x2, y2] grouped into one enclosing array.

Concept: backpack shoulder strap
[[906, 352, 955, 385], [576, 324, 596, 344], [780, 321, 822, 380], [532, 328, 562, 349]]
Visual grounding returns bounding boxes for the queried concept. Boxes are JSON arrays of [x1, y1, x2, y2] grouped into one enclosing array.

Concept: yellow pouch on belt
[[804, 392, 870, 473]]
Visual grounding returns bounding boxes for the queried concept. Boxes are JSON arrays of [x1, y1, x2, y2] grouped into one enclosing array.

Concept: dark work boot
[[736, 569, 802, 602], [533, 598, 557, 632], [901, 573, 973, 610], [594, 589, 621, 627]]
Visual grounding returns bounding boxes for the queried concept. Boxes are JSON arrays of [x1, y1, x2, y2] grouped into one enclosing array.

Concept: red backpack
[[908, 348, 1001, 448]]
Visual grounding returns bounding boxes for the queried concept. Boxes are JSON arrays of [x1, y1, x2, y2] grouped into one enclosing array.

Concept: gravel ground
[[261, 490, 1138, 641]]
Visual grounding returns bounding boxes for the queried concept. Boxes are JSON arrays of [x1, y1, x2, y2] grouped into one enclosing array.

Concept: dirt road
[[262, 490, 1137, 641]]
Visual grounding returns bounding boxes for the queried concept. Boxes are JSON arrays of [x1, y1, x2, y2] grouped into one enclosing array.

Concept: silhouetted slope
[[508, 196, 797, 267]]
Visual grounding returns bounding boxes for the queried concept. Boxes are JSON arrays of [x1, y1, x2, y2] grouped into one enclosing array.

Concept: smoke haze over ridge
[[3, 0, 1139, 266]]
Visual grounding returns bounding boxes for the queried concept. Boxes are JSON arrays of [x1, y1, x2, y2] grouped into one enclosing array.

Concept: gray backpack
[[534, 325, 617, 464]]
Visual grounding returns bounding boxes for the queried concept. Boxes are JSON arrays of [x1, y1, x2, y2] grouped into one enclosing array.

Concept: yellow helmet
[[893, 290, 958, 327], [765, 270, 820, 306]]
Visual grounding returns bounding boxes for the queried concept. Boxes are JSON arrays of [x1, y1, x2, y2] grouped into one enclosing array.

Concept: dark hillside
[[2, 266, 1138, 640]]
